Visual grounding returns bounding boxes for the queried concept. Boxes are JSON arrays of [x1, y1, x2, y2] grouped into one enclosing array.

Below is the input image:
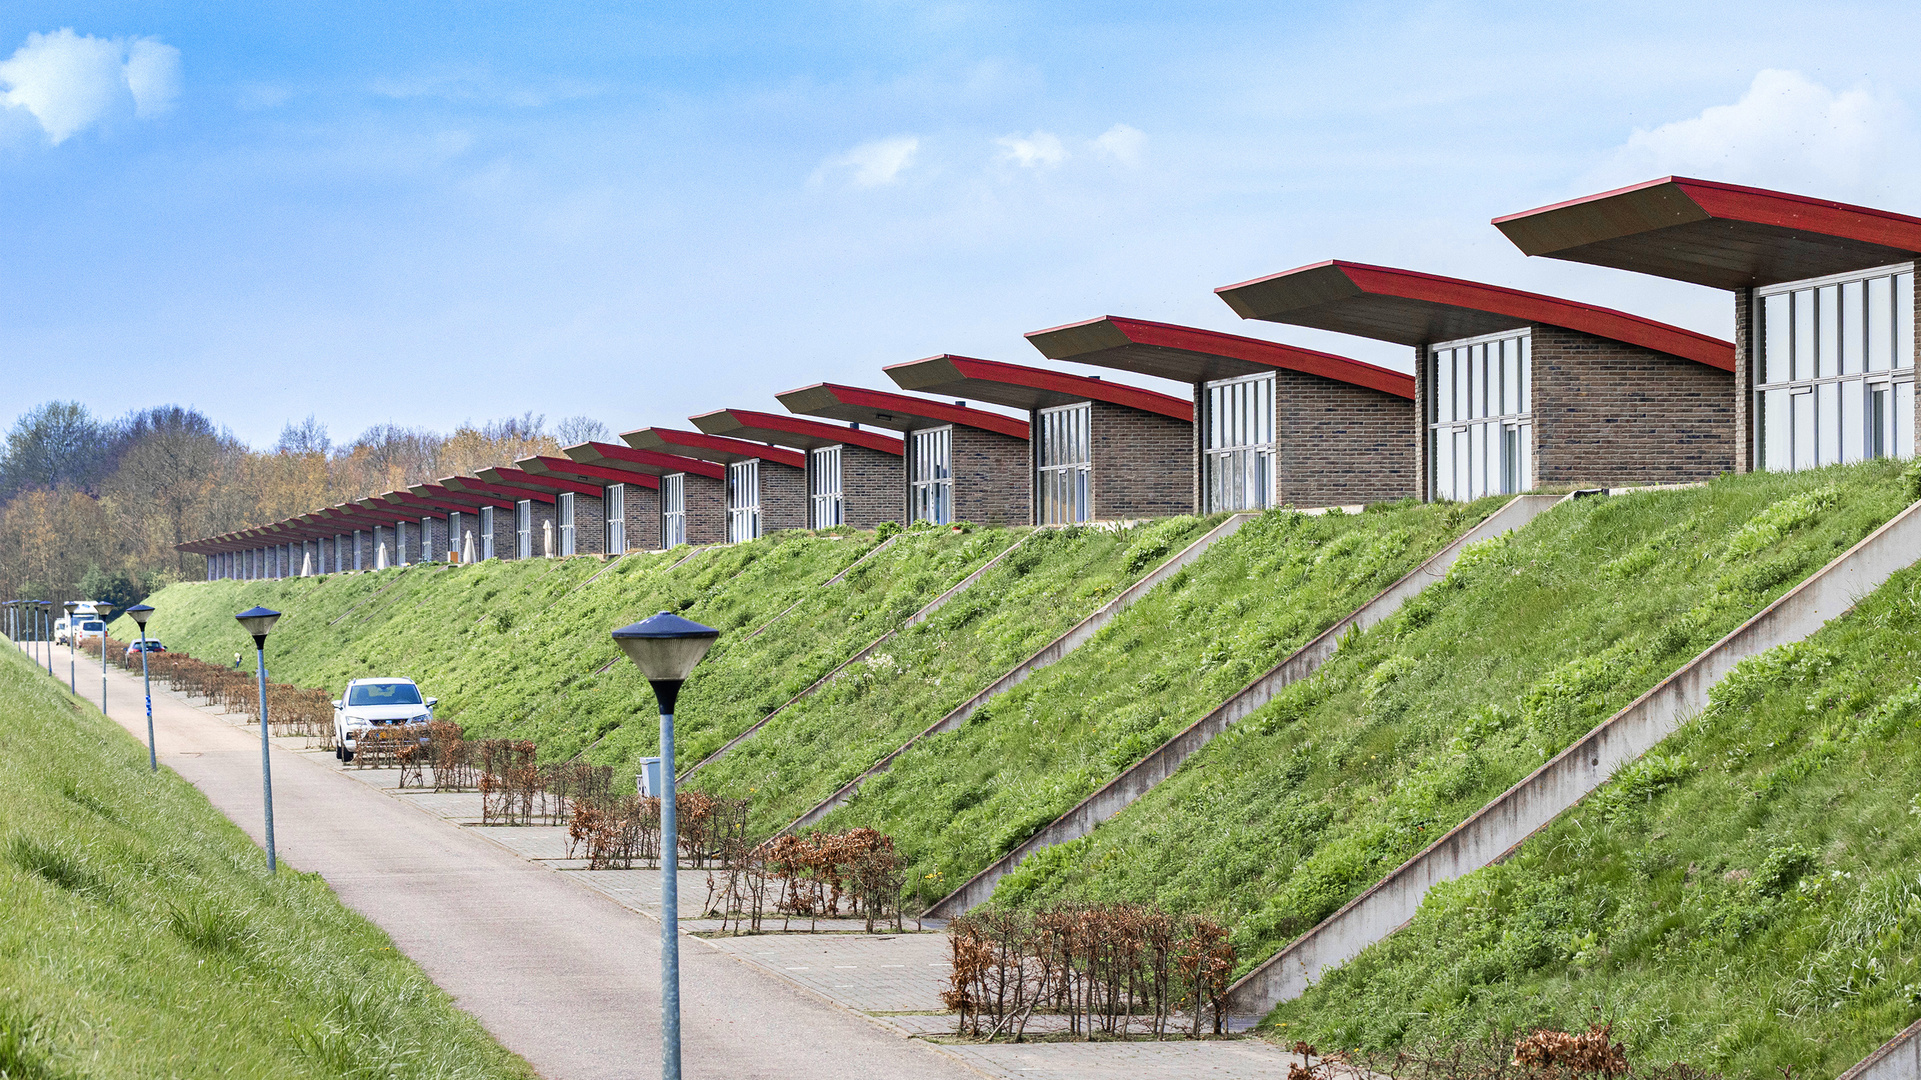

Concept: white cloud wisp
[[996, 130, 1067, 168], [814, 134, 920, 188], [1091, 123, 1146, 166], [0, 28, 180, 144]]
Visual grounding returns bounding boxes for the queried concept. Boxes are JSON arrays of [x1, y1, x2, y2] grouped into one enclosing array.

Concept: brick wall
[[623, 485, 661, 551], [1523, 325, 1734, 487], [758, 460, 808, 533], [1275, 369, 1419, 506], [567, 493, 605, 555], [1087, 400, 1194, 520], [1409, 347, 1431, 501], [680, 473, 727, 545], [837, 444, 904, 528], [950, 426, 1030, 526], [1732, 288, 1755, 473], [529, 499, 556, 557], [489, 507, 515, 561]]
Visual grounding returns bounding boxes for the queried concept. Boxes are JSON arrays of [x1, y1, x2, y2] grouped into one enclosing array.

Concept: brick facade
[[757, 460, 808, 534], [1274, 369, 1418, 506], [1085, 400, 1194, 520], [1418, 325, 1734, 495], [677, 473, 727, 545], [1732, 288, 1755, 473], [488, 507, 514, 561], [565, 493, 605, 555], [527, 499, 557, 558], [622, 484, 661, 551], [949, 425, 1030, 526], [835, 444, 904, 529]]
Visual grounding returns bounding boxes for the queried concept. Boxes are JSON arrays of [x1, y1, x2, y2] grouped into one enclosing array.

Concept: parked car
[[125, 640, 166, 654], [53, 617, 106, 646], [332, 677, 436, 762]]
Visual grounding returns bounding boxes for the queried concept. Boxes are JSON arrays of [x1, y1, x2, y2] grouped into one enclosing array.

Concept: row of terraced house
[[182, 176, 1921, 576]]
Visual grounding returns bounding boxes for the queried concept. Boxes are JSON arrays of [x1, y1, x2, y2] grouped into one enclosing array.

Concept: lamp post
[[63, 601, 78, 694], [610, 611, 718, 1080], [41, 602, 52, 675], [96, 604, 115, 716], [234, 606, 283, 872], [128, 604, 156, 771]]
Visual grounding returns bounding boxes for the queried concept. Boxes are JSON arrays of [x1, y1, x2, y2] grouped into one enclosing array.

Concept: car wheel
[[342, 747, 354, 763]]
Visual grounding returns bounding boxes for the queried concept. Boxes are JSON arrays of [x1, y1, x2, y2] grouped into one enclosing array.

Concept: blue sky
[[6, 1, 1921, 447]]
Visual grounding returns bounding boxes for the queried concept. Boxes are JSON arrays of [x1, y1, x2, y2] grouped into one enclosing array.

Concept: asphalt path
[[43, 645, 976, 1080]]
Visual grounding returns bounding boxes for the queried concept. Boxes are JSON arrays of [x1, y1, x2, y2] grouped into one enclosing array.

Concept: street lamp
[[96, 604, 115, 716], [63, 601, 78, 694], [611, 610, 718, 1080], [234, 605, 283, 872], [128, 604, 157, 771], [40, 602, 52, 675]]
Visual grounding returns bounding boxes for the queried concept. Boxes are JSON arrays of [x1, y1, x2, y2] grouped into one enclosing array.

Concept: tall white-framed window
[[727, 460, 761, 542], [604, 484, 626, 553], [421, 517, 433, 562], [1429, 329, 1532, 501], [514, 500, 533, 559], [910, 427, 953, 525], [1756, 264, 1915, 472], [480, 506, 496, 560], [557, 492, 576, 556], [1202, 373, 1277, 512], [335, 535, 346, 572], [1037, 403, 1092, 524], [662, 473, 687, 547], [395, 523, 409, 566], [353, 531, 364, 571], [447, 512, 463, 560], [810, 446, 844, 528]]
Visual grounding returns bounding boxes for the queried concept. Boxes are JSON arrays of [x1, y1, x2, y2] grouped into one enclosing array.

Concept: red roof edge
[[885, 354, 1195, 421], [1032, 315, 1416, 400]]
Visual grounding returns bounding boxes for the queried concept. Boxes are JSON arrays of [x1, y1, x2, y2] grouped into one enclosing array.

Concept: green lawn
[[0, 644, 532, 1079], [989, 463, 1914, 982], [805, 497, 1508, 907], [1274, 556, 1921, 1079]]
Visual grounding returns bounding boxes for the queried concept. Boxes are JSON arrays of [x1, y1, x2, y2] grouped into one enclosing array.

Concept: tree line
[[0, 402, 608, 608]]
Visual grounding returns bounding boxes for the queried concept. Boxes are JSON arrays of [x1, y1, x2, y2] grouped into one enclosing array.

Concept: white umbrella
[[300, 550, 313, 577], [543, 518, 555, 557], [461, 530, 477, 565], [375, 542, 389, 570]]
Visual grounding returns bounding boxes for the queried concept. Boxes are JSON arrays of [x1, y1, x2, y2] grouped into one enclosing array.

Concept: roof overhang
[[351, 499, 420, 525], [619, 427, 807, 470], [688, 409, 905, 456], [1025, 315, 1415, 399], [1493, 176, 1921, 290], [774, 384, 1031, 440], [562, 441, 727, 481], [517, 454, 662, 490], [442, 476, 556, 505], [408, 483, 516, 510], [1216, 260, 1734, 371], [884, 354, 1194, 422], [476, 466, 604, 498]]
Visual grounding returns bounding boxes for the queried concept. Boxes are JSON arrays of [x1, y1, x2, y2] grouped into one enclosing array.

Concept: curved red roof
[[689, 408, 905, 456], [775, 384, 1031, 440], [477, 466, 605, 498], [620, 427, 808, 470], [444, 475, 556, 505], [1494, 176, 1921, 289], [563, 441, 728, 481], [516, 454, 662, 490], [883, 355, 1194, 422], [1025, 315, 1414, 399], [1216, 260, 1733, 371]]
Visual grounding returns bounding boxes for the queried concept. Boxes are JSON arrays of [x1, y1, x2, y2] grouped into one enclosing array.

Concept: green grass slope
[[991, 463, 1914, 980], [0, 645, 532, 1079], [806, 497, 1507, 904], [696, 515, 1221, 835], [1274, 559, 1921, 1079]]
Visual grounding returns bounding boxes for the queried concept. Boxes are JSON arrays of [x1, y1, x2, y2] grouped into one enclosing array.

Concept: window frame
[[604, 484, 626, 553], [809, 446, 844, 528], [1036, 401, 1093, 524], [1201, 371, 1278, 513], [909, 426, 953, 525], [1426, 327, 1534, 501], [726, 460, 761, 542]]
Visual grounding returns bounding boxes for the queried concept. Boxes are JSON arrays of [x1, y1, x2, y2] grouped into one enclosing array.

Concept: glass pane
[[1818, 285, 1839, 379], [1842, 280, 1864, 375], [1453, 429, 1469, 501], [1899, 273, 1915, 370], [1898, 381, 1916, 459], [1817, 382, 1840, 467], [1870, 277, 1894, 372], [1433, 351, 1452, 425], [1842, 382, 1866, 464], [1762, 388, 1791, 471], [1792, 389, 1816, 470], [1792, 289, 1815, 381], [1519, 335, 1531, 413], [1501, 340, 1519, 416], [1518, 424, 1532, 492], [1763, 292, 1791, 384]]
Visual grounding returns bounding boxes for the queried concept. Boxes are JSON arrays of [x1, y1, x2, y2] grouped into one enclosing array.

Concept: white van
[[54, 611, 107, 646]]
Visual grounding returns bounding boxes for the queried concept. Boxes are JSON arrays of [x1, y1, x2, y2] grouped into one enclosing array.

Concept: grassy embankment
[[0, 643, 532, 1079], [989, 462, 1914, 981], [1275, 555, 1921, 1079], [788, 497, 1508, 903]]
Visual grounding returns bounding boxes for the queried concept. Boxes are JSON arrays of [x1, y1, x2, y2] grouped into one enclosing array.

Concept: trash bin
[[637, 757, 663, 797]]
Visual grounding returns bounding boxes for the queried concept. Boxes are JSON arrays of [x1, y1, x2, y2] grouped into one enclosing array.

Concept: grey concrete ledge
[[1840, 1017, 1921, 1080], [783, 512, 1258, 836], [742, 534, 902, 642], [1225, 494, 1921, 1016], [926, 492, 1563, 919]]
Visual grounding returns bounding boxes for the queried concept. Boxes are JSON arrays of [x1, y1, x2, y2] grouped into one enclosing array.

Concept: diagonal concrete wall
[[926, 492, 1564, 919], [1224, 495, 1921, 1017], [783, 512, 1258, 835], [1839, 1018, 1921, 1080], [740, 534, 902, 642]]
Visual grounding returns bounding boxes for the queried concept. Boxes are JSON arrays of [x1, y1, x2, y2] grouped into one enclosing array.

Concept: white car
[[332, 677, 436, 762], [53, 617, 105, 646]]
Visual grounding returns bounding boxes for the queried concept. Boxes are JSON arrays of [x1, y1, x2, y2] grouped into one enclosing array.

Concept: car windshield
[[347, 683, 423, 706], [82, 622, 103, 631]]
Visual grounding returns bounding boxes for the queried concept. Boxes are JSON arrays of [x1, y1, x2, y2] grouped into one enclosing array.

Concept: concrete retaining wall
[[927, 492, 1563, 918], [1840, 1019, 1921, 1080], [1225, 495, 1921, 1017], [742, 534, 902, 643], [783, 512, 1257, 835]]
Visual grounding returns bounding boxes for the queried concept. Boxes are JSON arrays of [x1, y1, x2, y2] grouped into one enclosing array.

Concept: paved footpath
[[42, 645, 1304, 1080]]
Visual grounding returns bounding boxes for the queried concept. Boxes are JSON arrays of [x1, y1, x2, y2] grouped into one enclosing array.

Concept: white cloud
[[0, 28, 180, 144], [1594, 69, 1912, 197], [1091, 123, 1146, 166], [996, 130, 1066, 168], [814, 135, 920, 188]]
